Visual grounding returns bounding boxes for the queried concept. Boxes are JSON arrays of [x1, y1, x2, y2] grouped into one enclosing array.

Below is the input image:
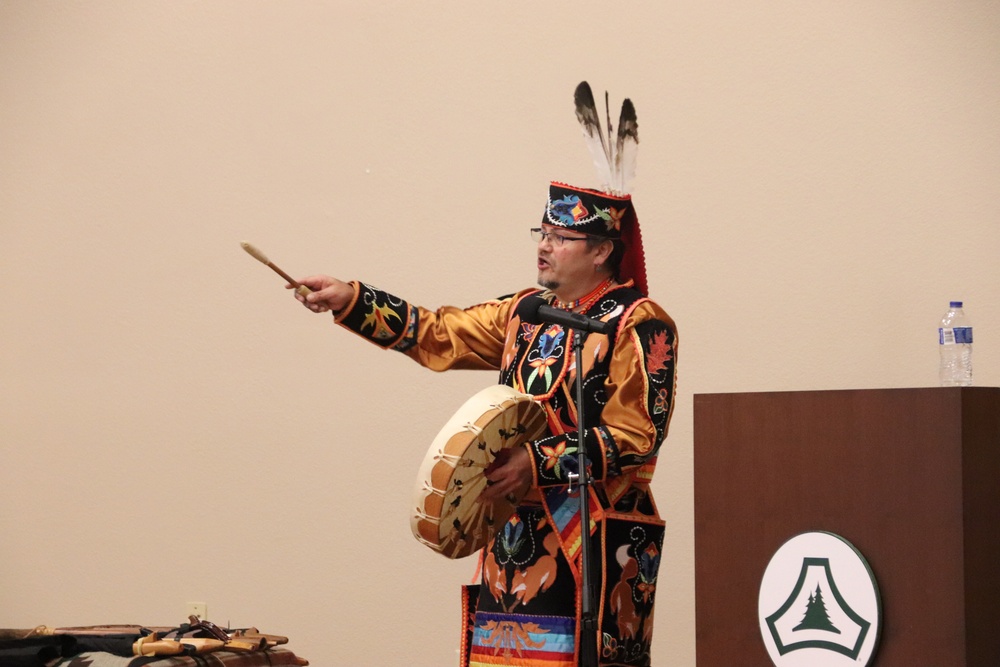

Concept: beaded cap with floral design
[[542, 181, 648, 297], [540, 82, 649, 296]]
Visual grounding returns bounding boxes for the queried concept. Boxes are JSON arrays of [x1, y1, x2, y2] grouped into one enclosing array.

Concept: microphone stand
[[568, 327, 599, 667]]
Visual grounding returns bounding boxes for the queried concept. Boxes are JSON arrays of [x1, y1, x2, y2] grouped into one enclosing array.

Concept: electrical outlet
[[185, 601, 208, 619]]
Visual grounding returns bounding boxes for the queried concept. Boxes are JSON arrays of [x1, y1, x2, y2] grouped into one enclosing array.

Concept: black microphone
[[522, 295, 613, 335]]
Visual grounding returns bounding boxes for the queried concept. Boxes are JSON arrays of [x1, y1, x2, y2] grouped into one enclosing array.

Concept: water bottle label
[[939, 327, 973, 344], [954, 327, 973, 344]]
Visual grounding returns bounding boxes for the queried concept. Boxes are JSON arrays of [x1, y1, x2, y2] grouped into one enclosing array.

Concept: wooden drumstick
[[241, 241, 312, 297], [132, 635, 186, 656]]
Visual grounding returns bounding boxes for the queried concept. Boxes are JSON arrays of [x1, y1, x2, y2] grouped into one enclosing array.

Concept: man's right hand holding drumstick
[[288, 275, 353, 315]]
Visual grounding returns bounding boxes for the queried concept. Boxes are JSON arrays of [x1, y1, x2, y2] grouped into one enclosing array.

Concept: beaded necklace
[[552, 276, 615, 312]]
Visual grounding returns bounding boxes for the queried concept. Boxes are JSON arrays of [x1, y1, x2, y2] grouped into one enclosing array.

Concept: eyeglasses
[[530, 228, 593, 247]]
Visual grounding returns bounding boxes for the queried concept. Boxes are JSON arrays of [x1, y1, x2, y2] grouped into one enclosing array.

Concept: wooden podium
[[694, 387, 1000, 666]]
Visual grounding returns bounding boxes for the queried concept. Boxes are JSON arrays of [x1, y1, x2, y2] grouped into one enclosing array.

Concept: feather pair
[[573, 81, 639, 196]]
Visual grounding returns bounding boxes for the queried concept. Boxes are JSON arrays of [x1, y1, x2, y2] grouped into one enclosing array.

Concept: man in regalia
[[294, 83, 677, 667]]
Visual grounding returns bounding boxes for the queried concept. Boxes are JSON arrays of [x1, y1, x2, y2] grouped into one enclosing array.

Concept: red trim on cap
[[620, 209, 648, 297], [550, 181, 633, 203]]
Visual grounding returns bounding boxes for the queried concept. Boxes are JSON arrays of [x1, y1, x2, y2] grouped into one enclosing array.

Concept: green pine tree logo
[[793, 584, 841, 634]]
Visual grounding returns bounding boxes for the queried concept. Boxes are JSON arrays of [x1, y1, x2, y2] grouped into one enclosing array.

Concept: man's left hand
[[480, 445, 533, 505]]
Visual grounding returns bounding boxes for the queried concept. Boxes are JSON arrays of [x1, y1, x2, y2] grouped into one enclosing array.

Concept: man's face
[[536, 223, 603, 292]]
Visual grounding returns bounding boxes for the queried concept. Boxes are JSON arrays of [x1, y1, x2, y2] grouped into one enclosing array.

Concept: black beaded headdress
[[542, 82, 648, 296]]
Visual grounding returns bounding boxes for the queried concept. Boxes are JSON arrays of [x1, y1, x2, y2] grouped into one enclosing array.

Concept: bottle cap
[[950, 301, 963, 308]]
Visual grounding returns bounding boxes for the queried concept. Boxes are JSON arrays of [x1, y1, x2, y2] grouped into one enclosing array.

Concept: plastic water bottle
[[938, 301, 973, 386]]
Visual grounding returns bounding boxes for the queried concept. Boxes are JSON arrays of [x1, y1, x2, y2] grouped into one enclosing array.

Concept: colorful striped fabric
[[546, 486, 604, 562], [469, 612, 575, 666]]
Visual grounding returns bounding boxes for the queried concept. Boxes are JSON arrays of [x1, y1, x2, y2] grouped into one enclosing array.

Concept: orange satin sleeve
[[599, 300, 678, 459], [399, 288, 539, 372]]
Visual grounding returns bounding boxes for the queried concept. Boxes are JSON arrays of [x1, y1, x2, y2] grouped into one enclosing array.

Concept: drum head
[[412, 385, 548, 559]]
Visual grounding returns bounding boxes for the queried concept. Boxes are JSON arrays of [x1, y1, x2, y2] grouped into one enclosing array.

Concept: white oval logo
[[758, 531, 881, 666]]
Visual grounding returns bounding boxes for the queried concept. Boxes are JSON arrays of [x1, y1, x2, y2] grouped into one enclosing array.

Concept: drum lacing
[[420, 480, 446, 497], [412, 508, 442, 524], [434, 451, 467, 466], [434, 451, 488, 469]]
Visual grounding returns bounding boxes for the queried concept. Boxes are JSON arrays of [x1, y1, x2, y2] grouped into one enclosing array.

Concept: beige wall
[[2, 2, 998, 665]]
